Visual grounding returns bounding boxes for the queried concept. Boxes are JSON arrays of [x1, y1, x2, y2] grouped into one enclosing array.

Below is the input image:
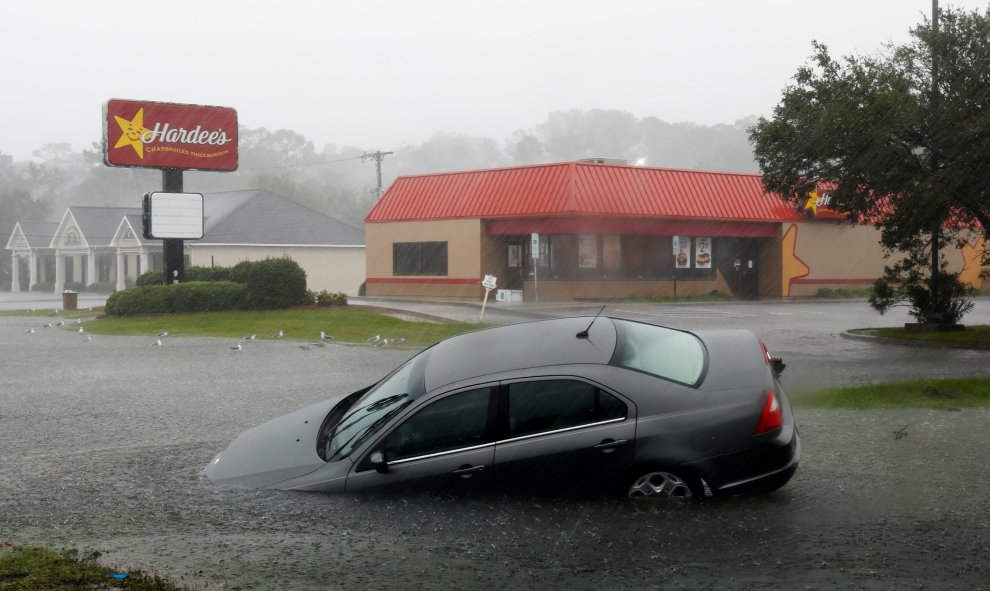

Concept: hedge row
[[137, 265, 237, 286], [109, 257, 308, 315], [105, 281, 248, 315]]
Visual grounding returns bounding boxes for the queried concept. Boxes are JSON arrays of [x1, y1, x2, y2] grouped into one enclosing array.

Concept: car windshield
[[611, 319, 707, 386], [324, 354, 425, 460]]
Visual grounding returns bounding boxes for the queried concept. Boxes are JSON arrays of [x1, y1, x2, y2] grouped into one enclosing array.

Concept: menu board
[[673, 236, 692, 269], [695, 237, 712, 269]]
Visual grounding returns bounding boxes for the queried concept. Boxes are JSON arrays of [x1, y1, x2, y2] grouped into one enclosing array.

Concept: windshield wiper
[[331, 402, 409, 459], [364, 393, 408, 412]]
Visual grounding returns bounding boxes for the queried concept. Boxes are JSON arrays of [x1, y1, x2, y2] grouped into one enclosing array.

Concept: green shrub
[[87, 281, 117, 294], [31, 282, 54, 292], [65, 281, 86, 292], [229, 260, 253, 284], [241, 257, 308, 310], [185, 265, 233, 282], [105, 281, 247, 315], [137, 270, 163, 286], [308, 289, 349, 306]]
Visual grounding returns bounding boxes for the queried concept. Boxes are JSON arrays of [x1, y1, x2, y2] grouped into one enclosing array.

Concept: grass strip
[[796, 376, 990, 410], [77, 308, 484, 347], [848, 325, 990, 344], [0, 544, 186, 591]]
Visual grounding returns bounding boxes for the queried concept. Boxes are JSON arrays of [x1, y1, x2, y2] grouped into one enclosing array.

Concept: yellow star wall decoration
[[781, 224, 811, 296], [959, 236, 986, 289]]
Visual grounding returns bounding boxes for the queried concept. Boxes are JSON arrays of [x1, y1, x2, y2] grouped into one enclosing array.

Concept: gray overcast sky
[[1, 0, 987, 162]]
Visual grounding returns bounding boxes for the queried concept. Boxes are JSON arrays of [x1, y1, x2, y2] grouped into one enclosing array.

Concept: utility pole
[[361, 150, 394, 200]]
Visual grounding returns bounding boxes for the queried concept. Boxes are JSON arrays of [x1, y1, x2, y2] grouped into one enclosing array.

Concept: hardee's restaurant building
[[364, 161, 986, 302]]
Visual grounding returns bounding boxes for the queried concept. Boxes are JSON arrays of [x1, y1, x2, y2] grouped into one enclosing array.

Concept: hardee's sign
[[103, 99, 238, 171], [800, 189, 842, 219]]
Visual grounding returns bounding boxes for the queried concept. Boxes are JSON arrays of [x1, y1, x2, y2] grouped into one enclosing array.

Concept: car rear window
[[611, 319, 706, 386]]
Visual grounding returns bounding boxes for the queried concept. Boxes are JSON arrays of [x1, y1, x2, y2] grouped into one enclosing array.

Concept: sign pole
[[480, 274, 498, 322], [531, 233, 540, 303], [162, 169, 184, 285], [480, 288, 491, 323]]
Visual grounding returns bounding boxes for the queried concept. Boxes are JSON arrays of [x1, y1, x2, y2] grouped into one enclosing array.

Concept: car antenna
[[576, 305, 607, 339]]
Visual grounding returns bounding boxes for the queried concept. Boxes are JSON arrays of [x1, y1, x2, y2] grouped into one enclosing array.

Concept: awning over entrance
[[486, 218, 779, 238]]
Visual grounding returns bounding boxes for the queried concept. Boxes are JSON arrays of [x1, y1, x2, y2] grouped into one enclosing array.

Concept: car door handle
[[593, 439, 628, 453], [452, 464, 486, 476]]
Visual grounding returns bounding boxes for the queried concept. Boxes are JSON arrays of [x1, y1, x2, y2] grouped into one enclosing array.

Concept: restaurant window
[[393, 241, 448, 276]]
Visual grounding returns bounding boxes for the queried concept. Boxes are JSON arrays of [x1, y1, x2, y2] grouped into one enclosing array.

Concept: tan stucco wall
[[365, 219, 484, 298], [785, 222, 983, 297], [189, 245, 366, 295]]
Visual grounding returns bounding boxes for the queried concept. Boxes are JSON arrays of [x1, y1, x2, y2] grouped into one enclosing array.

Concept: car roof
[[423, 316, 618, 392]]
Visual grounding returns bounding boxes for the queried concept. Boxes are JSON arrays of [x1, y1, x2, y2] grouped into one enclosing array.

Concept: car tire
[[621, 466, 703, 499]]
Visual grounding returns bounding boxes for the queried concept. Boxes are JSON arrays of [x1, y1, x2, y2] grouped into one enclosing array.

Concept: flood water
[[2, 301, 989, 589]]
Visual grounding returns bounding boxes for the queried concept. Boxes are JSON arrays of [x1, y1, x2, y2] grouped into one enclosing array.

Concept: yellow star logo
[[802, 190, 821, 216], [959, 236, 986, 289], [113, 108, 150, 159]]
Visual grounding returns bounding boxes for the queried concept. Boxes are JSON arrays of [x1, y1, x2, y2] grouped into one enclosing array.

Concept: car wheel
[[624, 468, 700, 499]]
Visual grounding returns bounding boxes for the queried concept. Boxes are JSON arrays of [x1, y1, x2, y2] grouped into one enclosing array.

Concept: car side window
[[384, 387, 492, 461], [507, 380, 626, 438]]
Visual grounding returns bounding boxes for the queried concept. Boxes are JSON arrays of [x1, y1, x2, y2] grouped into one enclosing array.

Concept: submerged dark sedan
[[205, 316, 799, 498]]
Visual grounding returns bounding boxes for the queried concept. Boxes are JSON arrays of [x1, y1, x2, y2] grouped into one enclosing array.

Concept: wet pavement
[[1, 300, 989, 589]]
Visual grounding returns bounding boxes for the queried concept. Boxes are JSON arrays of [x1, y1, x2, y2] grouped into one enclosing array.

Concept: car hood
[[204, 398, 338, 488]]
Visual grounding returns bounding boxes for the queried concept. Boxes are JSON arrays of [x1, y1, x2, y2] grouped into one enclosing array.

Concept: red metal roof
[[365, 161, 807, 224]]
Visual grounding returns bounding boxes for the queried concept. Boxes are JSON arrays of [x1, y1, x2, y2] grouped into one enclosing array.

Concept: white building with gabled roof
[[5, 189, 366, 296]]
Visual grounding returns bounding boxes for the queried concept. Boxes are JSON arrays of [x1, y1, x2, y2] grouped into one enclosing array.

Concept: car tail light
[[759, 340, 772, 366], [753, 389, 782, 435]]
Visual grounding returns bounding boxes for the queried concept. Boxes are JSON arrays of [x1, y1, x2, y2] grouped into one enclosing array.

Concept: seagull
[[78, 327, 85, 334], [298, 344, 311, 350], [272, 330, 284, 339], [75, 319, 82, 324], [230, 343, 242, 351], [56, 320, 64, 326], [43, 322, 55, 328], [26, 328, 35, 334], [368, 334, 381, 343], [83, 335, 92, 343], [156, 331, 169, 337], [390, 337, 406, 345], [373, 338, 388, 348], [242, 334, 257, 341], [320, 331, 334, 341], [150, 338, 163, 347]]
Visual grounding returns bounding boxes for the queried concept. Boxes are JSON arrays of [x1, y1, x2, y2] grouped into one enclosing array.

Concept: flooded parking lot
[[2, 302, 989, 589]]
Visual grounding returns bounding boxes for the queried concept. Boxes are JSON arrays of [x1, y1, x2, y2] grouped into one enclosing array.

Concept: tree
[[0, 152, 53, 290], [749, 6, 990, 325]]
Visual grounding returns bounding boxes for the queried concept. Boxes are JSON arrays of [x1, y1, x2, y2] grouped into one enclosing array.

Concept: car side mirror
[[370, 451, 388, 474], [770, 356, 786, 376]]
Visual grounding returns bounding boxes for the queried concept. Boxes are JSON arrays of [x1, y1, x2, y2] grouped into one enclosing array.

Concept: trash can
[[62, 290, 78, 311]]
